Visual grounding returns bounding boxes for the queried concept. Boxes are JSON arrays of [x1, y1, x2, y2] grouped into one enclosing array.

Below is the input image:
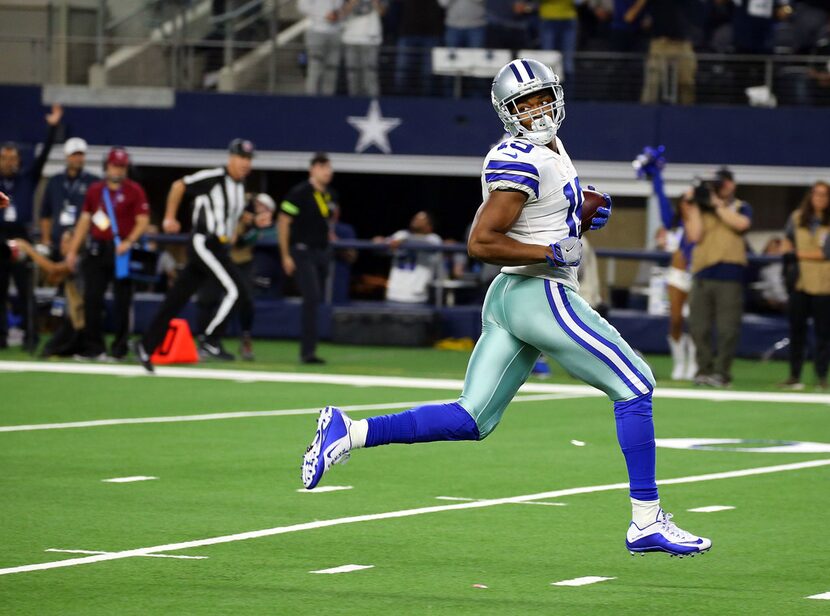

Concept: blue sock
[[365, 402, 479, 447], [614, 393, 659, 501]]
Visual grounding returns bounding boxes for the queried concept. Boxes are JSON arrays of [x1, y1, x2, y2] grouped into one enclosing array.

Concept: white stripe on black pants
[[141, 234, 253, 353]]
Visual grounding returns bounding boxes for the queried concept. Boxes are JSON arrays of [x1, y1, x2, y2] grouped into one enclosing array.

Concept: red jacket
[[83, 179, 149, 242]]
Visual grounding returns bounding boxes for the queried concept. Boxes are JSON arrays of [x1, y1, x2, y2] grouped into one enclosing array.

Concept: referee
[[134, 139, 271, 372], [279, 152, 336, 364]]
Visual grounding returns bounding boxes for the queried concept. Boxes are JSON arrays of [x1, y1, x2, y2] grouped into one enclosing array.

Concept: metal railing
[[2, 31, 829, 106]]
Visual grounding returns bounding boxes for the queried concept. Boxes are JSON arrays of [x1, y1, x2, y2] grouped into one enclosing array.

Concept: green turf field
[[1, 341, 829, 615]]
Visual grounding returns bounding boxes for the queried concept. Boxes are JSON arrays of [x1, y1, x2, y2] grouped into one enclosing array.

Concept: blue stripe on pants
[[544, 281, 651, 397]]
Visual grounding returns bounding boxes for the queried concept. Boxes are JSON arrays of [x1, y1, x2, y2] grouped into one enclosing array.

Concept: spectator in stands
[[11, 233, 84, 357], [439, 0, 488, 47], [342, 0, 387, 97], [603, 0, 646, 51], [279, 152, 337, 364], [486, 0, 537, 50], [790, 0, 828, 54], [393, 0, 445, 96], [299, 0, 344, 95], [0, 104, 62, 350], [66, 147, 150, 360], [39, 137, 99, 260], [731, 0, 791, 54], [196, 192, 275, 361], [685, 167, 753, 387], [373, 210, 442, 304], [438, 0, 488, 96], [538, 0, 578, 84], [629, 0, 697, 105], [779, 181, 830, 391]]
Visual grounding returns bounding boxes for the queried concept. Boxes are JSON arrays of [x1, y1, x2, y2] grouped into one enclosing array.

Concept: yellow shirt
[[539, 0, 577, 21]]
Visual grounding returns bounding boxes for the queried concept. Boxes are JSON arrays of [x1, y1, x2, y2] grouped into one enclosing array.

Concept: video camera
[[690, 167, 734, 211], [691, 177, 720, 211]]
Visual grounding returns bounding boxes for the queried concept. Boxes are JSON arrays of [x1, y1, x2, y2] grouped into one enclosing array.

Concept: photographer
[[684, 167, 752, 387], [780, 181, 830, 391]]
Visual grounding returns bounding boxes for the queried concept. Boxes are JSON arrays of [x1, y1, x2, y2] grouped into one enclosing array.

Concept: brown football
[[580, 188, 607, 232]]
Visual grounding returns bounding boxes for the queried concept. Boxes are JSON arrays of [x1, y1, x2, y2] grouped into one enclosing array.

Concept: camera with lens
[[691, 167, 734, 211], [691, 177, 724, 211]]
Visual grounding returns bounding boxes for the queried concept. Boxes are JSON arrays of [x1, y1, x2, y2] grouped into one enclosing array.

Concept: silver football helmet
[[491, 59, 565, 146]]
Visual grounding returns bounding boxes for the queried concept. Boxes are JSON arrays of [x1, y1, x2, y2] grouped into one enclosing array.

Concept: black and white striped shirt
[[183, 167, 251, 239]]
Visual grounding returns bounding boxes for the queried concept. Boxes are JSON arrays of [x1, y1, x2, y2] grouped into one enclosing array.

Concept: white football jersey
[[480, 135, 584, 289]]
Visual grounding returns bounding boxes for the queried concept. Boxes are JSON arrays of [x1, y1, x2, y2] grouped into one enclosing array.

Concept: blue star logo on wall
[[347, 100, 402, 154]]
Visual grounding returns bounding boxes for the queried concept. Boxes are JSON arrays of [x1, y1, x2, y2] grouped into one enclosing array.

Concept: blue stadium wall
[[3, 85, 829, 166]]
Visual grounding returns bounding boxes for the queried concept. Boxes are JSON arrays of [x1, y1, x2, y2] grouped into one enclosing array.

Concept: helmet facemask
[[498, 85, 565, 146]]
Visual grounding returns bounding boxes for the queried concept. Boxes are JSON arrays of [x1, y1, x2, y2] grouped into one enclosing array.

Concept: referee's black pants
[[142, 234, 253, 353], [82, 242, 134, 358], [291, 244, 330, 361]]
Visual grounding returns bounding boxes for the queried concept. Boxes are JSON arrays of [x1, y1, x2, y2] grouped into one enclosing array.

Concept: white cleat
[[626, 509, 712, 556], [301, 406, 352, 490]]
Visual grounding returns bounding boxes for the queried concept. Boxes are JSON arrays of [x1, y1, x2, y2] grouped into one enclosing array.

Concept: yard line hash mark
[[552, 576, 616, 587], [297, 486, 353, 493], [807, 592, 830, 600], [435, 496, 567, 506], [1, 459, 827, 577], [101, 476, 157, 483], [310, 564, 374, 574], [687, 506, 735, 513]]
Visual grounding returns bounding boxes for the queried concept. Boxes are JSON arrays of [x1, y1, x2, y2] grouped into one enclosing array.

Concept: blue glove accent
[[546, 237, 582, 267], [634, 145, 666, 180], [586, 186, 612, 231]]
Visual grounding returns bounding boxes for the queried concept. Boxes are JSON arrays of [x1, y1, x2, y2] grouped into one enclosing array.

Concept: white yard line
[[0, 394, 572, 433], [2, 361, 829, 404], [1, 458, 828, 577], [687, 506, 735, 513], [807, 592, 830, 600], [45, 549, 206, 560]]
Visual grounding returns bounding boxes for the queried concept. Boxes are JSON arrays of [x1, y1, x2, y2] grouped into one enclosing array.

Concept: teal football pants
[[457, 274, 655, 438]]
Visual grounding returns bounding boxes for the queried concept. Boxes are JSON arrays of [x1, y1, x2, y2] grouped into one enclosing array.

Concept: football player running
[[301, 59, 711, 558]]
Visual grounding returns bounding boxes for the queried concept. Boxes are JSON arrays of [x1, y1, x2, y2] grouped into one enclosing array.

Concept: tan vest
[[792, 211, 830, 295], [690, 202, 748, 275]]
